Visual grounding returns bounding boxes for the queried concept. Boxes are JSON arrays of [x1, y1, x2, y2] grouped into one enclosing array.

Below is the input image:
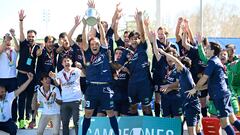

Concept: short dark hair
[[59, 32, 67, 39], [115, 47, 123, 52], [27, 30, 37, 35], [157, 26, 169, 37], [124, 31, 129, 35], [128, 31, 140, 39], [210, 42, 221, 56], [61, 55, 72, 63], [40, 72, 50, 81], [202, 37, 208, 46], [165, 47, 179, 58], [225, 44, 236, 49], [44, 35, 56, 43], [180, 56, 192, 68], [76, 34, 82, 42]]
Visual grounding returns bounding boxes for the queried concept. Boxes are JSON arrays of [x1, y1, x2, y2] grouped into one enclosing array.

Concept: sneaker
[[19, 119, 26, 129]]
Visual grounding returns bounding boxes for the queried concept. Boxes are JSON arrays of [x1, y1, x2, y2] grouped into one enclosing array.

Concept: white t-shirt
[[37, 85, 61, 115], [0, 49, 18, 78], [0, 92, 15, 122], [56, 67, 83, 102]]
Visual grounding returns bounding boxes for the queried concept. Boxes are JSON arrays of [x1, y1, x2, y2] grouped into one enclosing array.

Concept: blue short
[[184, 100, 201, 126], [198, 89, 208, 98], [213, 95, 233, 118], [161, 92, 183, 117], [128, 80, 153, 106], [84, 84, 114, 110]]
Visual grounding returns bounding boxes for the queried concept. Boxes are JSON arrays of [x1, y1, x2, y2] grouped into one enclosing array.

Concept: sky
[[0, 0, 239, 39]]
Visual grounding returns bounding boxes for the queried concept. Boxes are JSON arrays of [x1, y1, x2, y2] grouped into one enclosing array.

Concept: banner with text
[[79, 116, 181, 135]]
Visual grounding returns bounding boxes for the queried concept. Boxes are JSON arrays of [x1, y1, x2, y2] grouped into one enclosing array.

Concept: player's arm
[[18, 9, 26, 42], [14, 73, 34, 97]]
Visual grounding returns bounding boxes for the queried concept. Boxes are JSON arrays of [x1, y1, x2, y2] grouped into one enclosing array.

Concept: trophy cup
[[84, 8, 99, 26]]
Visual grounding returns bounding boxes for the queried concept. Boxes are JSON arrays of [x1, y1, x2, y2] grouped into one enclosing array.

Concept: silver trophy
[[84, 8, 99, 26]]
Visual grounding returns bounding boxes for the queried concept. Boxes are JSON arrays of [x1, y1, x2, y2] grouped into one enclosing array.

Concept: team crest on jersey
[[92, 55, 103, 65]]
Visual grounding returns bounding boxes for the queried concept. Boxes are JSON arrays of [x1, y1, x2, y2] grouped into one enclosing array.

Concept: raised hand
[[144, 15, 150, 27], [87, 0, 95, 8], [18, 9, 26, 21], [177, 17, 183, 25], [74, 15, 81, 26], [195, 32, 202, 44], [9, 28, 15, 36], [147, 31, 156, 43], [49, 71, 56, 79]]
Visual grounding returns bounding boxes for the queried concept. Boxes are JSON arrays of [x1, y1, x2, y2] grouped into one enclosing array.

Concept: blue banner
[[79, 116, 181, 135]]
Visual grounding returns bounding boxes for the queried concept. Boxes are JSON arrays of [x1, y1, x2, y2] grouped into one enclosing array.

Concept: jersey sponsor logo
[[141, 62, 149, 68]]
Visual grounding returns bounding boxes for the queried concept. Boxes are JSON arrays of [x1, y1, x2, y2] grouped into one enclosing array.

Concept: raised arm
[[0, 39, 6, 54], [148, 31, 162, 61], [159, 48, 184, 71], [68, 15, 81, 45], [14, 73, 34, 97], [18, 10, 26, 42], [9, 28, 20, 52], [97, 18, 108, 46], [184, 19, 194, 44], [144, 15, 151, 42], [82, 18, 88, 51], [196, 33, 208, 64], [182, 25, 192, 51], [175, 17, 183, 42], [113, 4, 122, 41], [135, 9, 145, 42], [111, 3, 121, 30]]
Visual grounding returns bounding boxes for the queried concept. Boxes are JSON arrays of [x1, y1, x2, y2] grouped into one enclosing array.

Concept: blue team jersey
[[36, 48, 57, 74], [112, 70, 129, 90], [151, 40, 166, 81], [152, 56, 168, 85], [72, 43, 84, 65], [176, 40, 203, 83], [164, 65, 179, 94], [17, 39, 40, 73], [178, 66, 198, 106], [204, 56, 230, 99], [127, 41, 150, 83], [115, 38, 125, 47], [84, 47, 112, 83]]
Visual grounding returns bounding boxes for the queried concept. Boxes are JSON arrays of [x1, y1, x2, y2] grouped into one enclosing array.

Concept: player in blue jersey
[[81, 1, 119, 134]]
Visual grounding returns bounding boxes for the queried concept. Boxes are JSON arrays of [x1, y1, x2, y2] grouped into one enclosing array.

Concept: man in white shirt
[[0, 30, 19, 122], [0, 72, 33, 135], [49, 55, 83, 135]]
